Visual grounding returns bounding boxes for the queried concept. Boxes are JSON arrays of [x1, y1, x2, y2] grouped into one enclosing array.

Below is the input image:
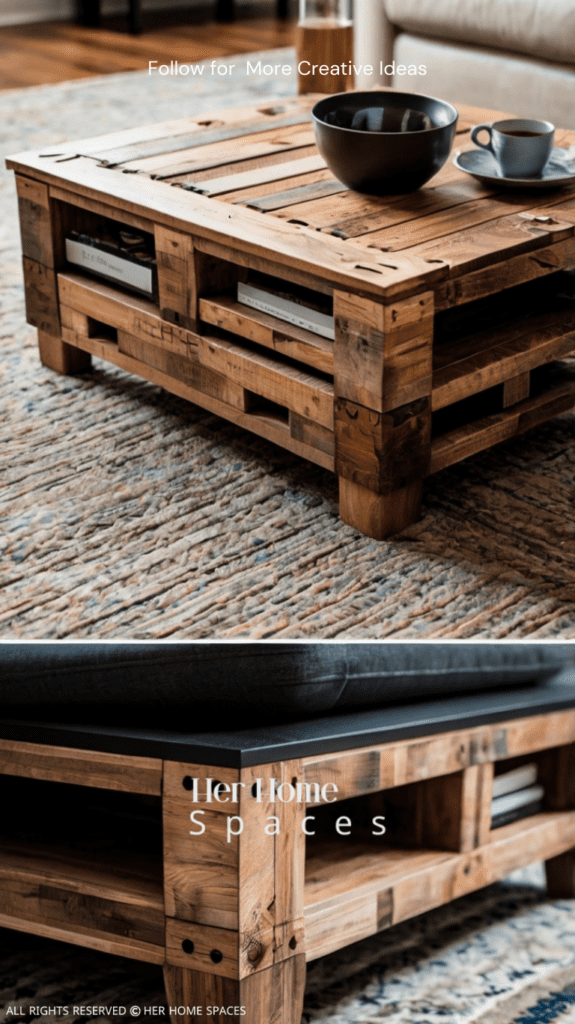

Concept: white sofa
[[354, 0, 575, 129]]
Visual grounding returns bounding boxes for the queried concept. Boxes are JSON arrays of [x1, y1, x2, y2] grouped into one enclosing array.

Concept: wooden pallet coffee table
[[2, 692, 575, 1023], [7, 95, 575, 538]]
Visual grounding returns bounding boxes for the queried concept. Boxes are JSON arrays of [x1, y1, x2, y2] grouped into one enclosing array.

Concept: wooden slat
[[432, 307, 575, 411], [430, 363, 575, 474], [199, 295, 334, 375], [58, 274, 334, 423], [406, 208, 575, 278], [0, 840, 164, 963], [302, 708, 575, 799], [187, 154, 327, 197], [303, 810, 575, 961], [58, 326, 335, 471], [435, 236, 575, 310], [244, 179, 347, 212], [277, 179, 493, 240], [0, 739, 162, 794], [148, 127, 316, 180], [92, 111, 313, 167]]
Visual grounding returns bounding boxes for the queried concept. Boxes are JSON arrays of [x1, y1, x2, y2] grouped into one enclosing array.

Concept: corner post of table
[[155, 229, 238, 333], [333, 288, 434, 539], [540, 743, 575, 897], [162, 759, 306, 1024], [16, 174, 91, 375]]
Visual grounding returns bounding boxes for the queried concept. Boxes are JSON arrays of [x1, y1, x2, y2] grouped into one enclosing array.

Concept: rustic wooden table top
[[8, 93, 575, 309]]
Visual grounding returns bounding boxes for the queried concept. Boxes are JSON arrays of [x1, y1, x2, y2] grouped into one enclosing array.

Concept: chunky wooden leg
[[163, 761, 306, 1024], [545, 850, 575, 898], [129, 0, 143, 34], [333, 290, 434, 540], [339, 477, 422, 539], [164, 956, 306, 1024], [38, 330, 91, 375]]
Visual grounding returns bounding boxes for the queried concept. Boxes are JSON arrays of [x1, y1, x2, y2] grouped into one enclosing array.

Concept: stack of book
[[491, 763, 544, 829]]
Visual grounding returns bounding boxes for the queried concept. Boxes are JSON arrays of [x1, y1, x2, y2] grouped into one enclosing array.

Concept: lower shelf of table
[[1, 809, 574, 967], [0, 838, 165, 962], [58, 326, 575, 481], [302, 809, 575, 960]]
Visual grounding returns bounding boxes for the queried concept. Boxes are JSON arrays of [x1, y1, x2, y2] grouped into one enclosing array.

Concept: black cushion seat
[[0, 644, 573, 767], [0, 643, 567, 723]]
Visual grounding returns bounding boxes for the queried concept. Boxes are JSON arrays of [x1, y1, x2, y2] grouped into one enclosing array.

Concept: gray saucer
[[454, 145, 575, 189]]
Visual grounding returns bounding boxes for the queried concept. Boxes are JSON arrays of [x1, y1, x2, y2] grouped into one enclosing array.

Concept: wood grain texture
[[58, 328, 335, 471], [302, 709, 575, 798], [0, 840, 163, 963], [23, 260, 61, 336], [335, 396, 431, 494], [0, 739, 161, 794], [338, 477, 422, 539], [37, 329, 91, 375], [303, 811, 575, 961], [163, 954, 306, 1024], [199, 295, 334, 375], [163, 760, 306, 979]]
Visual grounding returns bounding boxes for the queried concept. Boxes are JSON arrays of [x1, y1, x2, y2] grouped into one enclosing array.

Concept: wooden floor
[[0, 3, 296, 90]]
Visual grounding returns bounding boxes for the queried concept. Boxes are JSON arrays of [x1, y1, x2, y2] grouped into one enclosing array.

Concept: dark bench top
[[1, 671, 574, 766]]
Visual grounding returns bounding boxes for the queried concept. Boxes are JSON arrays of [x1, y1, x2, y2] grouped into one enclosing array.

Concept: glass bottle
[[296, 0, 354, 95]]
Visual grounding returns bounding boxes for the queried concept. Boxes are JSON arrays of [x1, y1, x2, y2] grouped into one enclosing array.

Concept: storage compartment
[[0, 775, 164, 961]]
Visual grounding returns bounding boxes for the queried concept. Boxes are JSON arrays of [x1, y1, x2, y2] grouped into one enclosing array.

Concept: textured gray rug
[[2, 868, 575, 1024], [3, 55, 575, 638]]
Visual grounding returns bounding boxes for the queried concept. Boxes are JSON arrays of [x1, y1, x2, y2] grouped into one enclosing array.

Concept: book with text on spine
[[237, 281, 335, 341]]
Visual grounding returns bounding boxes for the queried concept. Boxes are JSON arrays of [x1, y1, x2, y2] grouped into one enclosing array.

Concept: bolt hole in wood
[[289, 936, 298, 949], [182, 776, 194, 790], [181, 939, 195, 954], [210, 950, 223, 964]]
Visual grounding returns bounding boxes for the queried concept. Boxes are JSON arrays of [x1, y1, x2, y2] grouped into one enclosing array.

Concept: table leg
[[164, 958, 306, 1024], [333, 289, 434, 540], [545, 849, 575, 898], [38, 331, 91, 376], [215, 0, 234, 20], [339, 477, 422, 539], [129, 0, 143, 34], [77, 0, 100, 25]]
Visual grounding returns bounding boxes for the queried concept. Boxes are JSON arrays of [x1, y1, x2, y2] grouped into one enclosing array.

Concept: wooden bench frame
[[2, 707, 575, 1022]]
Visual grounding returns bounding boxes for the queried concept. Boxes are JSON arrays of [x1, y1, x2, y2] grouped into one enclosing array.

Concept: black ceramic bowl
[[312, 90, 458, 195]]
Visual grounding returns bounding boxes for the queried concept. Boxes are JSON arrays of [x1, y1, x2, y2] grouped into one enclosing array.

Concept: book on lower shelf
[[65, 223, 158, 300], [237, 274, 335, 341], [492, 763, 538, 799]]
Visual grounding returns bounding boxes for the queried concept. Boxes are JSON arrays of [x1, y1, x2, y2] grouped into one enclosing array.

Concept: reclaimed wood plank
[[58, 327, 335, 471], [199, 295, 334, 375], [430, 364, 575, 474], [0, 738, 161, 795]]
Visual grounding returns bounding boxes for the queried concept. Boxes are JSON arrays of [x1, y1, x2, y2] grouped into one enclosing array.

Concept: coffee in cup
[[470, 118, 554, 177]]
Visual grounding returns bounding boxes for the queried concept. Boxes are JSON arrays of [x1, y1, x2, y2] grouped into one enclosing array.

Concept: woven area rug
[[2, 868, 575, 1024], [2, 55, 575, 638]]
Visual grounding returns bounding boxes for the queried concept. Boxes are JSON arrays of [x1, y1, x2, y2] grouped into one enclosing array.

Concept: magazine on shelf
[[491, 783, 545, 819]]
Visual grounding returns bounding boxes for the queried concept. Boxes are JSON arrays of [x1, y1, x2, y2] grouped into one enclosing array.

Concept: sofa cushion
[[384, 0, 575, 66], [0, 643, 567, 729], [392, 35, 575, 129]]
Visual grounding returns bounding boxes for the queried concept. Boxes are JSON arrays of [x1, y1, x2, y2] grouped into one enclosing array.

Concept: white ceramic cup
[[470, 118, 554, 178]]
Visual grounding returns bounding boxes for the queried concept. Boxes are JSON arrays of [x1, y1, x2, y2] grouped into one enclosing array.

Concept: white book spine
[[492, 763, 538, 799], [491, 784, 545, 818], [65, 238, 153, 295], [238, 282, 335, 341]]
